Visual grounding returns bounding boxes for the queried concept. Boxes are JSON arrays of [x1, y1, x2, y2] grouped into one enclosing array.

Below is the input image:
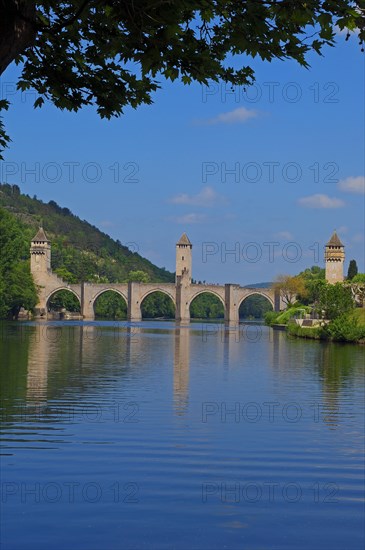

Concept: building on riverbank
[[325, 231, 345, 283]]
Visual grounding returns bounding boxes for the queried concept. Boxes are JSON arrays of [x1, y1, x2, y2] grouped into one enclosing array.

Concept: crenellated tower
[[30, 227, 51, 281], [176, 233, 192, 284], [325, 231, 345, 283], [175, 233, 192, 323]]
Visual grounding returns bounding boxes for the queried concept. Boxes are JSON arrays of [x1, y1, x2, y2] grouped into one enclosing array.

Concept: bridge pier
[[175, 276, 190, 323], [274, 289, 281, 312], [224, 284, 239, 324], [127, 282, 142, 322], [81, 283, 95, 320], [33, 285, 48, 319]]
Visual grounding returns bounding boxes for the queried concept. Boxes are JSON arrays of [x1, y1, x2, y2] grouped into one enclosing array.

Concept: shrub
[[325, 314, 365, 342], [275, 306, 311, 325], [264, 311, 280, 326], [287, 323, 325, 340], [352, 273, 365, 284], [264, 306, 312, 326], [318, 282, 354, 320]]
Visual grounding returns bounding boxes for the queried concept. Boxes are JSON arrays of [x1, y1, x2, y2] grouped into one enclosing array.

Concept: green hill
[[0, 183, 174, 285]]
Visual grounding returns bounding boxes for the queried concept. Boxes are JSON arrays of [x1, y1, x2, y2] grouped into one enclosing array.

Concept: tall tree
[[318, 282, 354, 320], [272, 274, 307, 307], [1, 1, 364, 155], [347, 259, 358, 280], [297, 265, 325, 304], [0, 207, 38, 318]]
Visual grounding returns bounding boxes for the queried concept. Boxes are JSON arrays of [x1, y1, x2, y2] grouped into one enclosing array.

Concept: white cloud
[[195, 107, 259, 125], [169, 186, 225, 207], [170, 213, 207, 224], [298, 194, 345, 209], [338, 176, 365, 194]]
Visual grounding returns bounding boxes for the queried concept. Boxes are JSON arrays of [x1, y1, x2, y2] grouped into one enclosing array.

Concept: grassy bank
[[287, 324, 325, 340], [265, 306, 312, 327], [266, 308, 365, 344]]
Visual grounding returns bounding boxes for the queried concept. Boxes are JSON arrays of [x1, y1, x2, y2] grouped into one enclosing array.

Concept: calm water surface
[[1, 321, 364, 550]]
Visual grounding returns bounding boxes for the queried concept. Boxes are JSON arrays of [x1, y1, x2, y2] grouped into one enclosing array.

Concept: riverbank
[[268, 308, 365, 344]]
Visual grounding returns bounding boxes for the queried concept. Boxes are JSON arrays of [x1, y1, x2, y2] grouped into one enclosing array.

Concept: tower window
[[182, 256, 184, 260]]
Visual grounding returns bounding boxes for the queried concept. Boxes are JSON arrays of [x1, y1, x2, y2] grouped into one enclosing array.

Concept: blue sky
[[1, 31, 364, 285]]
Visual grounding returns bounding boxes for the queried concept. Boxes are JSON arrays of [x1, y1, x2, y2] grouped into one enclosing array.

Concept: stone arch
[[46, 287, 82, 309], [91, 289, 128, 319], [139, 288, 176, 319], [139, 287, 176, 306], [188, 289, 226, 320], [238, 291, 274, 311], [188, 288, 225, 309], [91, 288, 128, 308]]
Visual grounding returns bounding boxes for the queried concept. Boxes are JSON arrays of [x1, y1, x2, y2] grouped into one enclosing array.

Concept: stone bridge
[[36, 273, 281, 322], [30, 229, 283, 322]]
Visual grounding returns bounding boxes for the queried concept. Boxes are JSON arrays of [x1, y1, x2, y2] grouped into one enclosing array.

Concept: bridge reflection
[[173, 327, 190, 415], [0, 322, 361, 431]]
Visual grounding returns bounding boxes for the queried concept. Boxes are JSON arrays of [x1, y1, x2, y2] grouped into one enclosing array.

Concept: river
[[1, 321, 364, 550]]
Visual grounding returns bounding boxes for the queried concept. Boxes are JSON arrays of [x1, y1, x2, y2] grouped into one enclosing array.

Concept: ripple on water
[[1, 322, 364, 550]]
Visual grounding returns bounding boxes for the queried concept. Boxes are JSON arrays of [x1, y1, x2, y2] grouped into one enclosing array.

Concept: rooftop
[[177, 233, 192, 246], [31, 227, 50, 243], [326, 231, 344, 247]]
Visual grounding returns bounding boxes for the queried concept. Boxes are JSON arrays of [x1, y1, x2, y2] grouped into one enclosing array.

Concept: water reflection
[[317, 342, 364, 428], [1, 321, 364, 431], [173, 326, 190, 415], [1, 321, 364, 550], [222, 324, 241, 380], [26, 326, 50, 401], [270, 328, 365, 429]]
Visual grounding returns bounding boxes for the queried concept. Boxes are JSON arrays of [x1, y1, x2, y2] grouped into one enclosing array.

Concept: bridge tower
[[176, 233, 192, 284], [325, 231, 345, 283], [175, 233, 192, 322], [30, 227, 51, 280]]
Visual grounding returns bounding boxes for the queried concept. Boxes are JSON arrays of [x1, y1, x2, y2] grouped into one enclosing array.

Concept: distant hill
[[0, 183, 174, 284], [244, 282, 273, 289]]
